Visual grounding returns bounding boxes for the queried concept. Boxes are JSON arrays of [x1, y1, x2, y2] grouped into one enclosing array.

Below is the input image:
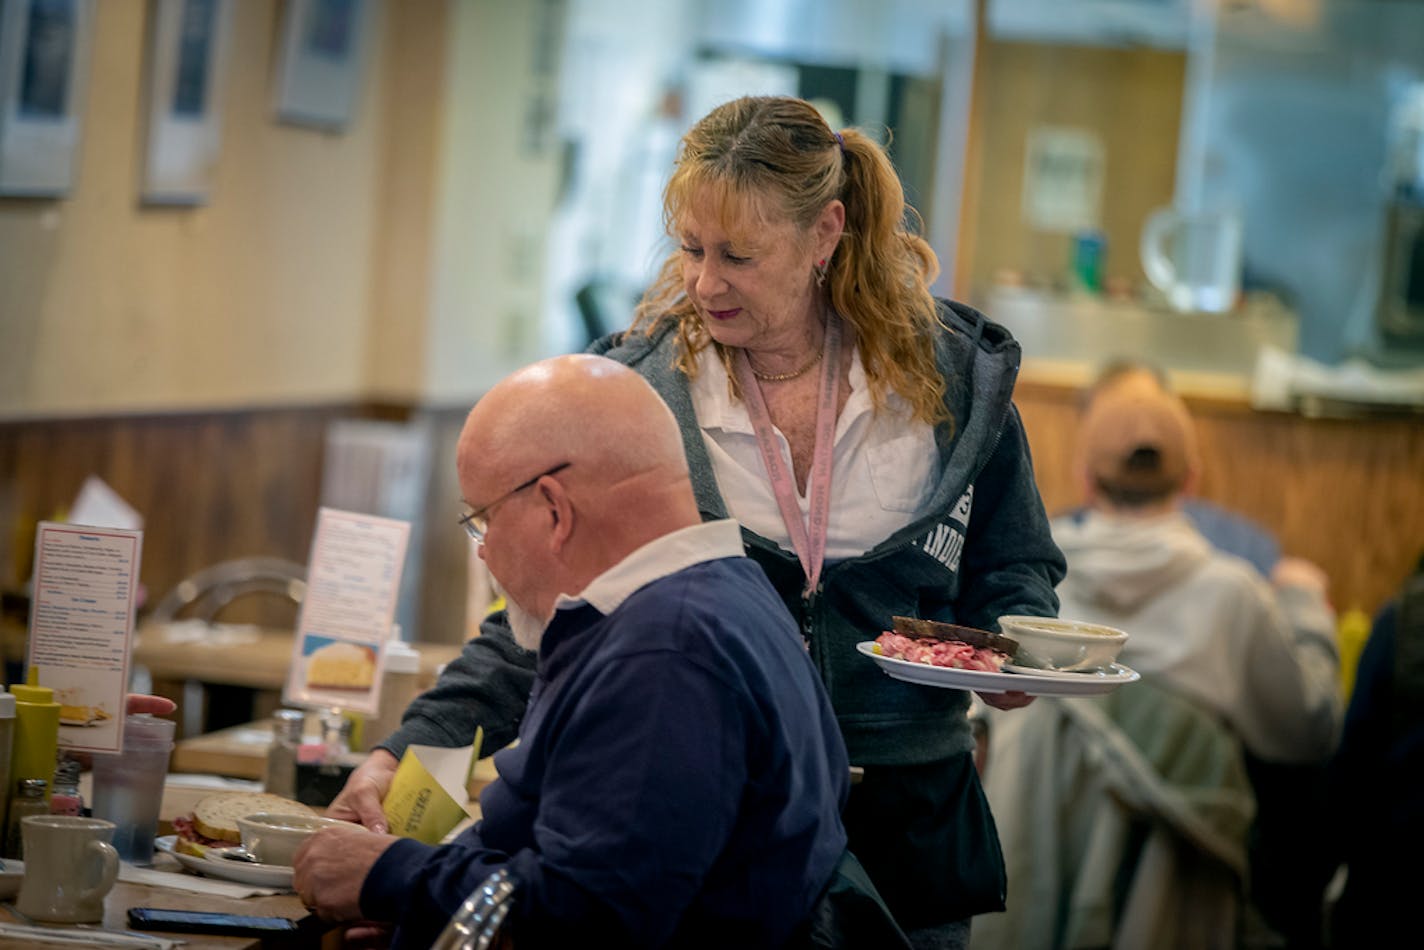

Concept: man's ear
[[538, 479, 575, 554]]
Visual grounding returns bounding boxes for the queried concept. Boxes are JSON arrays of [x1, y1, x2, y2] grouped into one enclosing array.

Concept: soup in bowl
[[996, 615, 1127, 672]]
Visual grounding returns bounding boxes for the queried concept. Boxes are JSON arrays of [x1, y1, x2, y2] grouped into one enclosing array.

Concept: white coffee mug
[[17, 816, 120, 923], [1140, 206, 1243, 313]]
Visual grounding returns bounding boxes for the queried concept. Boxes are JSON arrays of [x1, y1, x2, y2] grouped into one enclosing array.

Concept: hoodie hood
[[1052, 509, 1211, 612]]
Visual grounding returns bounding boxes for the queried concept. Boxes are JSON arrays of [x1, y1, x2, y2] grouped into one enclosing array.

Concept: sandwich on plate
[[171, 791, 316, 859]]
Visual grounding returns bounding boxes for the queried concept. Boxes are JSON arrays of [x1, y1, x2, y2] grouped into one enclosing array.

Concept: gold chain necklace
[[748, 349, 823, 382]]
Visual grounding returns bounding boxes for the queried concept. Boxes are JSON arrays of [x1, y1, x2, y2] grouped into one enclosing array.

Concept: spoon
[[217, 846, 260, 863]]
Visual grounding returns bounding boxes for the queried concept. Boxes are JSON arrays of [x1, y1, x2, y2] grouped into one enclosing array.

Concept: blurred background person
[[1058, 362, 1341, 762], [332, 94, 1066, 950], [1324, 550, 1424, 948], [979, 362, 1342, 948]]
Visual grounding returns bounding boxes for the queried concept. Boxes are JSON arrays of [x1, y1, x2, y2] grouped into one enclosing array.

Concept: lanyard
[[732, 314, 844, 597]]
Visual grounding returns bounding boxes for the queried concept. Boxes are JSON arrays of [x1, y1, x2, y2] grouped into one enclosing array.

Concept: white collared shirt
[[551, 519, 746, 617], [689, 347, 940, 559]]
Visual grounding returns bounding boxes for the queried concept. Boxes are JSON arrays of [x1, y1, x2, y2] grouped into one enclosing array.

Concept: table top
[[0, 881, 326, 949], [133, 623, 464, 692], [171, 717, 500, 806], [8, 775, 337, 948]]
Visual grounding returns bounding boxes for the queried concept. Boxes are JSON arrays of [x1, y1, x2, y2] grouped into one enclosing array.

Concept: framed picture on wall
[[272, 0, 375, 131], [0, 0, 96, 197], [140, 0, 233, 204]]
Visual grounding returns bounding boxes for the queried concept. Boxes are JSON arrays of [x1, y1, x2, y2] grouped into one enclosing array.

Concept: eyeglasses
[[458, 462, 571, 544]]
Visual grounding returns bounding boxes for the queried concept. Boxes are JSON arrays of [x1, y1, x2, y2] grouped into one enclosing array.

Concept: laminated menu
[[27, 522, 143, 754], [282, 508, 410, 716]]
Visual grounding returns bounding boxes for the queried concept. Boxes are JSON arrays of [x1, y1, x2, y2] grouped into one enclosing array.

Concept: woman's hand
[[126, 693, 177, 716], [976, 690, 1034, 711]]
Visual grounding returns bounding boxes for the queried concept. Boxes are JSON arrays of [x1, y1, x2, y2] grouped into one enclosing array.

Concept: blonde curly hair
[[631, 95, 951, 427]]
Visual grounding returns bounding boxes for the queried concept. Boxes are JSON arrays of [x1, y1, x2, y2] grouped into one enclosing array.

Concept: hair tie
[[834, 131, 845, 152]]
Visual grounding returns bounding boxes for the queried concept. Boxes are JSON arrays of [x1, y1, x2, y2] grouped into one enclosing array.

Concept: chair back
[[148, 556, 306, 625], [432, 868, 515, 950], [797, 849, 912, 950], [979, 679, 1255, 950]]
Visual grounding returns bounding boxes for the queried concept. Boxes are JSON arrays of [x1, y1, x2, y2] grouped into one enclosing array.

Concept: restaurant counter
[[1011, 358, 1424, 620]]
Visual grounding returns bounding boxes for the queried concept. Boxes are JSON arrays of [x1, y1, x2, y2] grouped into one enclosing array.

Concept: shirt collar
[[550, 519, 745, 617], [690, 345, 873, 435]]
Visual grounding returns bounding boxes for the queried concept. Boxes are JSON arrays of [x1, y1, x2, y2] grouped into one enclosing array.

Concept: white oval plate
[[155, 835, 294, 890], [1001, 662, 1134, 679], [856, 642, 1140, 696]]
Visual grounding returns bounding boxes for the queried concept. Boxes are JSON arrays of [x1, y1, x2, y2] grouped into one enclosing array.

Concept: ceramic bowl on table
[[996, 615, 1127, 672], [236, 813, 354, 867]]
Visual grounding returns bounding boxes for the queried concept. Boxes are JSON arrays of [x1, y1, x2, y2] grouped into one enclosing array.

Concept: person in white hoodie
[[1051, 363, 1340, 763], [973, 364, 1342, 950]]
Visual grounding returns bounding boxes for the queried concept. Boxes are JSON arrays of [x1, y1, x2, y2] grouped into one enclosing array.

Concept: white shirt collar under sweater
[[550, 519, 744, 618], [689, 346, 939, 559]]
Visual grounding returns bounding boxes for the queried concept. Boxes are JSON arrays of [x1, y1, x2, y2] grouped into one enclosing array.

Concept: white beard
[[506, 596, 548, 652]]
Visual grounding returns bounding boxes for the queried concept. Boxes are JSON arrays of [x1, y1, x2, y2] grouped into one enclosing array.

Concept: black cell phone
[[127, 907, 300, 936]]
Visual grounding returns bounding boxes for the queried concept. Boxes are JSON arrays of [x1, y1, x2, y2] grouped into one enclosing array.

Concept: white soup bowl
[[236, 813, 353, 867], [996, 615, 1127, 672]]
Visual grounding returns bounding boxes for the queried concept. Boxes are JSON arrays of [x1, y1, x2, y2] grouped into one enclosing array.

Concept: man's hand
[[976, 690, 1034, 711], [293, 823, 397, 922], [325, 749, 400, 834], [1271, 556, 1330, 598]]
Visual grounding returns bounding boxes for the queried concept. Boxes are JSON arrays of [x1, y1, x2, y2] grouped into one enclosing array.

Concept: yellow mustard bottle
[[10, 667, 60, 802]]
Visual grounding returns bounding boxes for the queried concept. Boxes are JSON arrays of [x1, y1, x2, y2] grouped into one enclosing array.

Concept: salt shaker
[[48, 753, 83, 816], [263, 709, 306, 799], [5, 778, 47, 859], [320, 709, 353, 763]]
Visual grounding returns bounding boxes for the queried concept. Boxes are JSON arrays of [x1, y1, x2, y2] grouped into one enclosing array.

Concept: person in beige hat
[[1074, 363, 1201, 509], [1053, 361, 1339, 761], [974, 361, 1343, 950]]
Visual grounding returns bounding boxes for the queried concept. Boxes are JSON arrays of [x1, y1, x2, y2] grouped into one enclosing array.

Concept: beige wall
[[959, 39, 1185, 303], [422, 0, 565, 405], [0, 0, 448, 419]]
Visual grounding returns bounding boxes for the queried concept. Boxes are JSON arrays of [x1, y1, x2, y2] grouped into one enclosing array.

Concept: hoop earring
[[814, 259, 828, 288]]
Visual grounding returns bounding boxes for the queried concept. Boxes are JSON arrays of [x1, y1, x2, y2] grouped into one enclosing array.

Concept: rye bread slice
[[890, 616, 1019, 658], [192, 791, 317, 843]]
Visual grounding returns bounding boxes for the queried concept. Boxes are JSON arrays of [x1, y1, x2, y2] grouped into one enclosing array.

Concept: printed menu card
[[283, 508, 410, 716], [28, 522, 144, 754]]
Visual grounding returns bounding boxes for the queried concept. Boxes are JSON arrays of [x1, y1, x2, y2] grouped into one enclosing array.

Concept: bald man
[[293, 355, 851, 949]]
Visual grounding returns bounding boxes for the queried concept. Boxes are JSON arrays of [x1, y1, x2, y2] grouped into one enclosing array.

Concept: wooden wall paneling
[[411, 407, 477, 646], [1, 403, 481, 658], [0, 408, 353, 631]]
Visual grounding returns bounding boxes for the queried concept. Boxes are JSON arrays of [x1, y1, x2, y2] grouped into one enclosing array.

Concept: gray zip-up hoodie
[[385, 299, 1065, 767]]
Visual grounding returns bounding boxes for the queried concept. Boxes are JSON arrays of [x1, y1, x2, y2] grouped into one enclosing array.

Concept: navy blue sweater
[[362, 556, 850, 948]]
